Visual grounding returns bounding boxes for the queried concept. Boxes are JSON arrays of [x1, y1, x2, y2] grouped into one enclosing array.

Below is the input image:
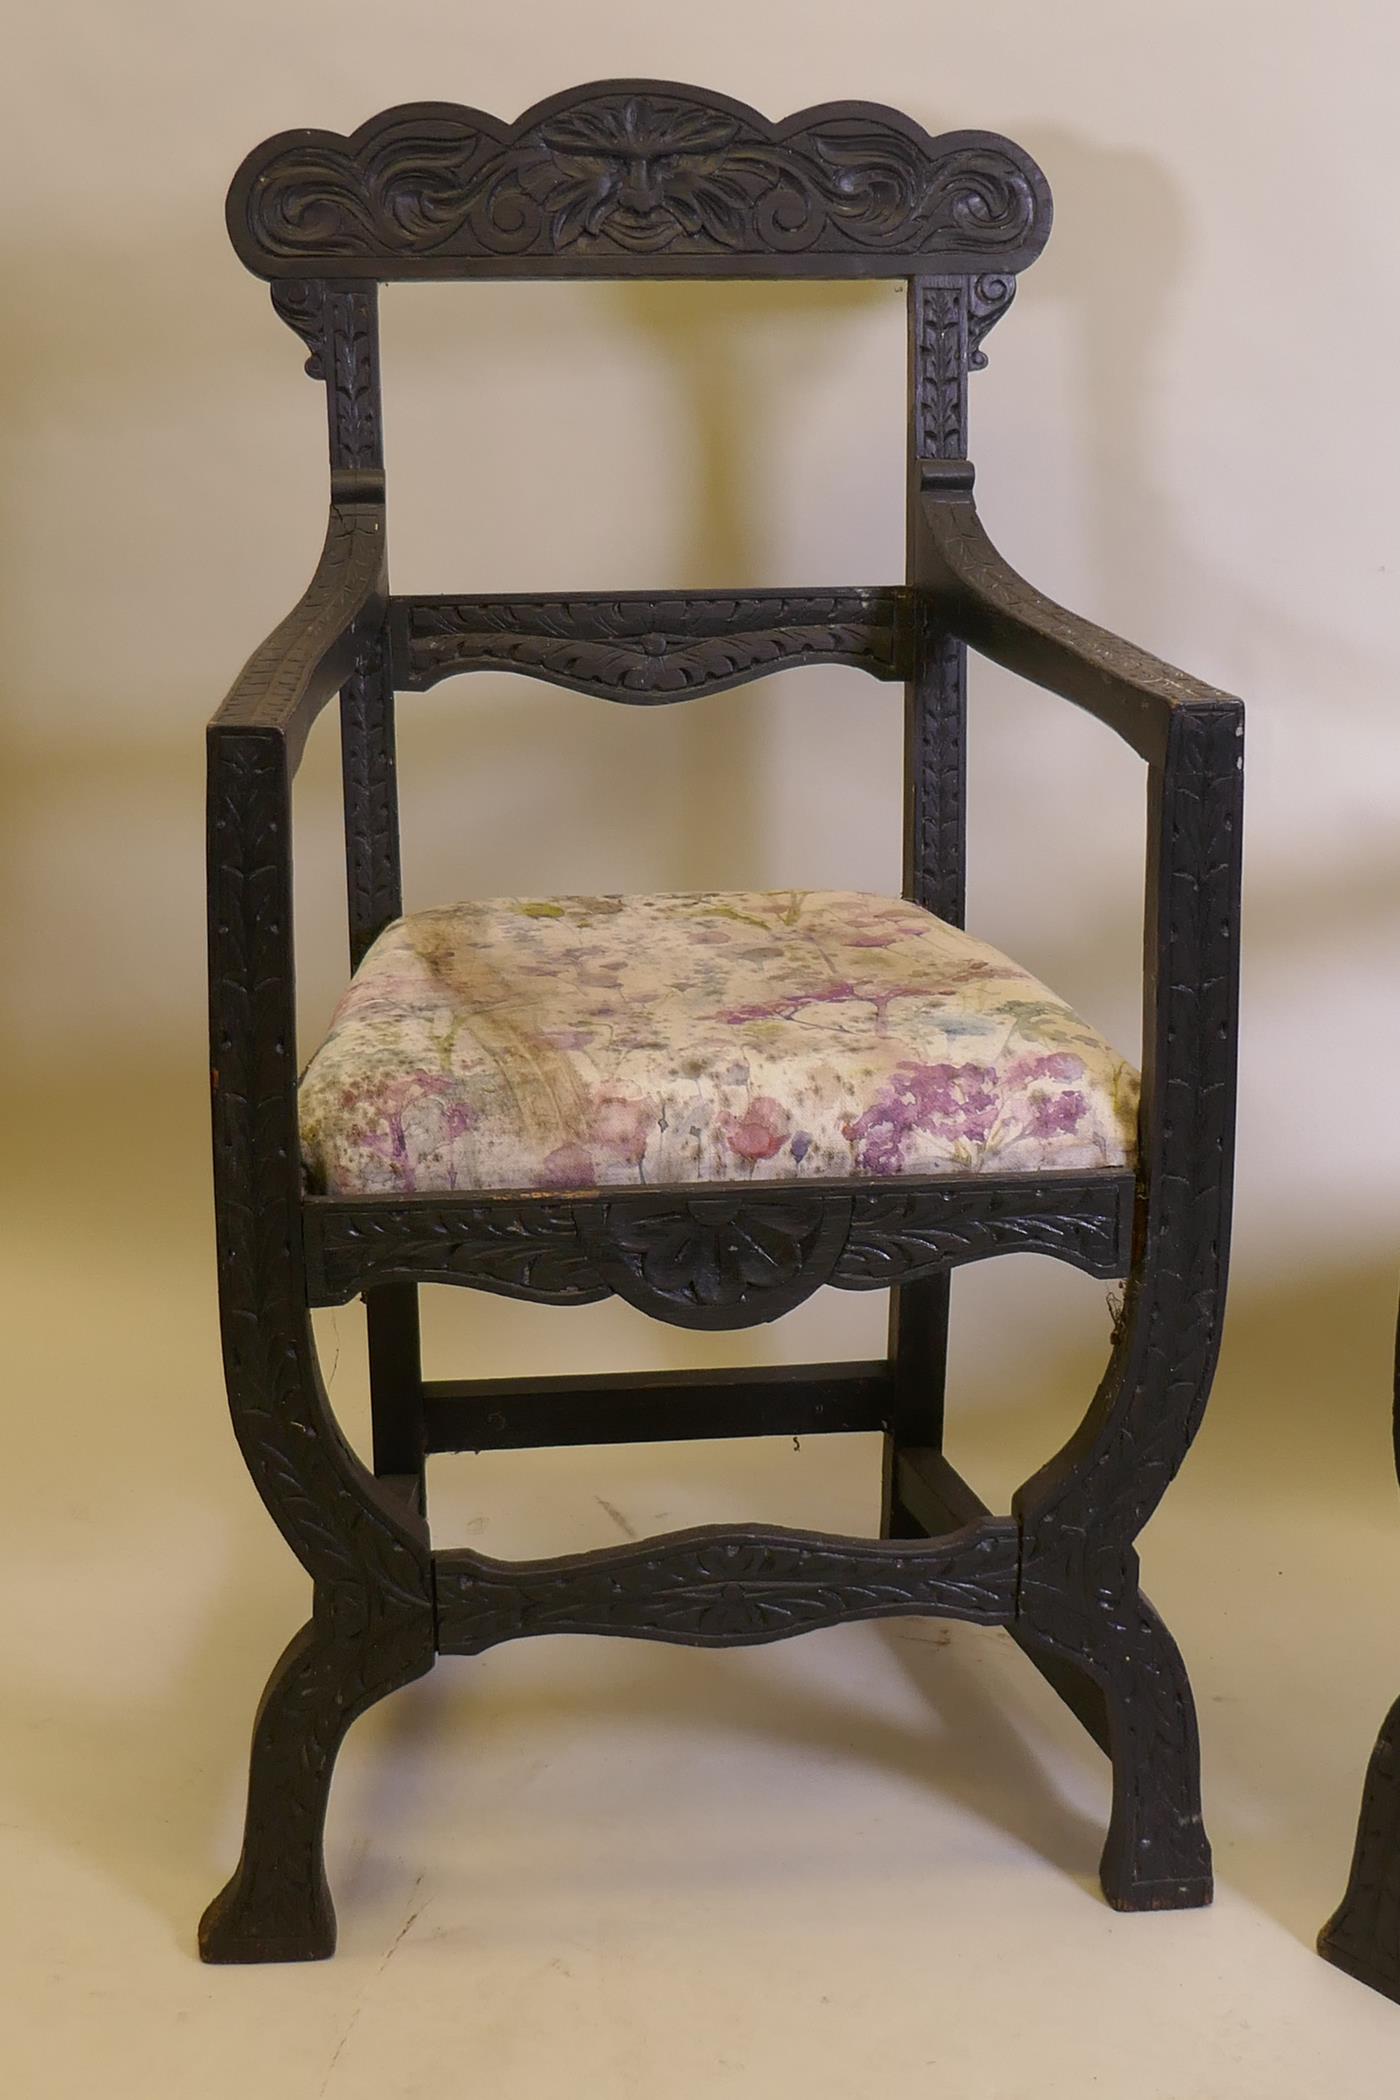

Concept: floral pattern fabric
[[298, 890, 1139, 1195]]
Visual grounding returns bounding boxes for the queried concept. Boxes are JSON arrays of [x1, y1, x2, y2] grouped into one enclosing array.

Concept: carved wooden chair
[[202, 82, 1243, 1962], [1319, 1312, 1400, 2002]]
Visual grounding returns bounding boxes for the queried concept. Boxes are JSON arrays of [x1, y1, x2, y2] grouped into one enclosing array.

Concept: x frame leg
[[203, 1261, 1215, 1963], [203, 700, 1236, 1957]]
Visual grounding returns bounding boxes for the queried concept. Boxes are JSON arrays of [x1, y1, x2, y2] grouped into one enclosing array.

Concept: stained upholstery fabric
[[298, 890, 1139, 1195]]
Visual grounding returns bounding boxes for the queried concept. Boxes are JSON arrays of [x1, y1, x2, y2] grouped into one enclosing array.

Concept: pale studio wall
[[6, 3, 1400, 1496]]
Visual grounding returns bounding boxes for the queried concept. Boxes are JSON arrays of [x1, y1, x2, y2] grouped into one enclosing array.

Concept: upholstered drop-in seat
[[298, 890, 1138, 1196]]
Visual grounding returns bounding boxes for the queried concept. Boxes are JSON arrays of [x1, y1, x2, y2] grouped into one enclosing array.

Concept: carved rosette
[[581, 1193, 852, 1329], [229, 89, 1051, 278]]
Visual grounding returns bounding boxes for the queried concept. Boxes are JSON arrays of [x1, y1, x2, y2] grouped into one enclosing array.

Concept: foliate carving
[[304, 1199, 610, 1307], [1014, 1577, 1212, 1907], [200, 1615, 431, 1962], [434, 1517, 1019, 1653], [908, 271, 1016, 462], [924, 498, 1233, 725], [323, 285, 381, 472], [904, 622, 967, 923], [228, 89, 1051, 278], [1008, 699, 1241, 1908], [1015, 701, 1242, 1566], [583, 1193, 852, 1330], [397, 589, 909, 699], [212, 504, 385, 742], [339, 630, 402, 968], [203, 713, 431, 1963], [304, 1173, 1135, 1321], [835, 1175, 1133, 1285], [269, 279, 381, 474], [915, 270, 1011, 468], [206, 764, 434, 1601], [911, 276, 968, 459]]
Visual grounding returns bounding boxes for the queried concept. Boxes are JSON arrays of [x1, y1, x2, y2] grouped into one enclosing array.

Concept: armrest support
[[922, 468, 1247, 1567], [917, 470, 1243, 1527], [207, 495, 386, 1198], [208, 495, 387, 773], [916, 463, 1238, 762]]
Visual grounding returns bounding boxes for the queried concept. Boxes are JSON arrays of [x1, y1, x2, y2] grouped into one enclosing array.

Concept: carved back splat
[[230, 85, 1050, 281], [240, 85, 1049, 962]]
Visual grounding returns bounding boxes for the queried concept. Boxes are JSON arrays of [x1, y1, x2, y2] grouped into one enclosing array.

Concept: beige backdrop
[[7, 4, 1400, 2095]]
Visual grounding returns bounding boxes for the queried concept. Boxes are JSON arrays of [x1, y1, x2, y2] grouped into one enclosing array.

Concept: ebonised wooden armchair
[[202, 82, 1243, 1963]]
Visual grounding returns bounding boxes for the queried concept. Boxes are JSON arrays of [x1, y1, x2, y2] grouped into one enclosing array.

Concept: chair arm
[[915, 463, 1239, 762], [208, 494, 387, 772], [917, 464, 1243, 1347], [207, 493, 387, 1167]]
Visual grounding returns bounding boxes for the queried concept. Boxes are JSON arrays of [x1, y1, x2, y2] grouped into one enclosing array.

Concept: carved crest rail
[[229, 85, 1053, 280]]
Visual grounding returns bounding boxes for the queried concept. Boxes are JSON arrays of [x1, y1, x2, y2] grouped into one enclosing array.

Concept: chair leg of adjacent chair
[[1319, 1698, 1400, 2001], [1316, 1326, 1400, 2001]]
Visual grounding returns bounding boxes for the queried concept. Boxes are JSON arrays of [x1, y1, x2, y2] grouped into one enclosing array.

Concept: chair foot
[[1020, 1575, 1211, 1910], [199, 1866, 336, 1965], [1094, 1593, 1212, 1910], [1100, 1857, 1213, 1913], [1318, 1696, 1400, 2001], [200, 1613, 431, 1965]]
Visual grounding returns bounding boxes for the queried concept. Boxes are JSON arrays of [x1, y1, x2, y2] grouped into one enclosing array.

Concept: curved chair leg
[[1010, 703, 1237, 1913], [205, 729, 437, 1960], [1016, 1562, 1210, 1910], [201, 1613, 432, 1963], [1318, 1697, 1400, 2001], [1087, 1595, 1209, 1908]]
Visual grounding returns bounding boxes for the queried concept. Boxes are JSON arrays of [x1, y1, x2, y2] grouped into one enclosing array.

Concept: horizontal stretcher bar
[[422, 1360, 894, 1453]]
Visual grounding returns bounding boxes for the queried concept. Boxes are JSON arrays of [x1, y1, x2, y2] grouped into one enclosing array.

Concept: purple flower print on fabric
[[298, 890, 1138, 1193], [843, 1061, 1001, 1175]]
